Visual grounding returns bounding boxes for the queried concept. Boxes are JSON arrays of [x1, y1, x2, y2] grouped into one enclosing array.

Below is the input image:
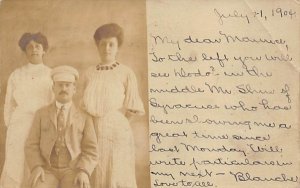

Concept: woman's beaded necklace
[[96, 62, 119, 71]]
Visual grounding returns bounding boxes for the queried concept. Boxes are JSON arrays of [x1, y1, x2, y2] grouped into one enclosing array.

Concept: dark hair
[[18, 32, 48, 52], [94, 23, 124, 46]]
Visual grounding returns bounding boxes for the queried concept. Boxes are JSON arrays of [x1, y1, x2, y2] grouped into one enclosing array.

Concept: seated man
[[25, 65, 98, 188]]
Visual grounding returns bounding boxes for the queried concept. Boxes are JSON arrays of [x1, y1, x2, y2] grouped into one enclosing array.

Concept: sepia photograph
[[1, 1, 299, 188], [0, 1, 149, 188]]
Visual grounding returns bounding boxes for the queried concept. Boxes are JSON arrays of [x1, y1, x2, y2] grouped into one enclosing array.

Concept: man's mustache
[[59, 91, 68, 95]]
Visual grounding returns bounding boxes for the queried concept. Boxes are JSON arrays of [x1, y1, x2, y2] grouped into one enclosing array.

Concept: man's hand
[[29, 166, 45, 188], [74, 171, 90, 188]]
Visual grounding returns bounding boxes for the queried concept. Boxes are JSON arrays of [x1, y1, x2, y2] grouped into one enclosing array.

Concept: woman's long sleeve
[[4, 73, 17, 127], [78, 70, 88, 111]]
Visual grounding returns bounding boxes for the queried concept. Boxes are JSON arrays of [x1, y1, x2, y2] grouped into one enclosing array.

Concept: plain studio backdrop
[[0, 0, 150, 187]]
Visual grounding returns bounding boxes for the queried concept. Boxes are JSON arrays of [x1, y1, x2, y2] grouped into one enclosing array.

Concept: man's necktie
[[55, 105, 65, 155]]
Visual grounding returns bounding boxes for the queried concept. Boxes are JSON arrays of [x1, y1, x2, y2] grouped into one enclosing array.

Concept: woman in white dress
[[81, 23, 145, 188], [0, 32, 53, 188]]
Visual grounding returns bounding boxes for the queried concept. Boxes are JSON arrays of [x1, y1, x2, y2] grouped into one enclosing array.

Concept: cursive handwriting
[[230, 171, 298, 183], [214, 8, 250, 25]]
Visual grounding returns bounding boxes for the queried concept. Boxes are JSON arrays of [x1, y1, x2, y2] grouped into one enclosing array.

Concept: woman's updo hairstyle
[[94, 23, 124, 47], [18, 32, 48, 52]]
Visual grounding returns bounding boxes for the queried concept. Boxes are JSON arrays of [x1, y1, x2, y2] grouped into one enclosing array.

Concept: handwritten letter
[[147, 1, 300, 187]]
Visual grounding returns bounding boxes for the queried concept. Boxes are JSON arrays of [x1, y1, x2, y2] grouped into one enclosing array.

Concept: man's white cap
[[51, 65, 79, 82]]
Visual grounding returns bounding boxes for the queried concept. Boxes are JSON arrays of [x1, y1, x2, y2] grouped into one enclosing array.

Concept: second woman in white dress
[[81, 23, 145, 188], [0, 32, 53, 188]]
